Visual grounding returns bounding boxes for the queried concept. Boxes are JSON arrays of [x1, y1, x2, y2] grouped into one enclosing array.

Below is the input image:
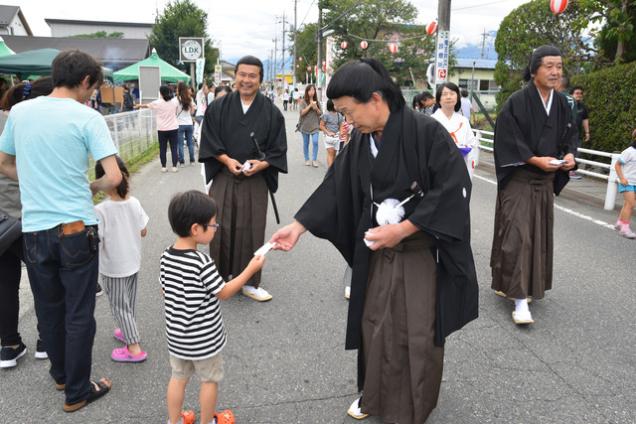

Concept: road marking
[[473, 174, 616, 230]]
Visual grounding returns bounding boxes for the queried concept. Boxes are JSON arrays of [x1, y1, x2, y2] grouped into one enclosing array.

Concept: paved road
[[1, 107, 635, 424]]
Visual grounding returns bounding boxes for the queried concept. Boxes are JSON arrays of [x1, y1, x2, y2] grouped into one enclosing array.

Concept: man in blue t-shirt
[[0, 50, 122, 413]]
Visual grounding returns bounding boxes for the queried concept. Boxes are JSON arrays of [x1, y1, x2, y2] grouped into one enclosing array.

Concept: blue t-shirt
[[0, 96, 117, 232]]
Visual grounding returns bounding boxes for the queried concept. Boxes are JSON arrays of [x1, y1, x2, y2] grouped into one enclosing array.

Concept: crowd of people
[[0, 43, 633, 424]]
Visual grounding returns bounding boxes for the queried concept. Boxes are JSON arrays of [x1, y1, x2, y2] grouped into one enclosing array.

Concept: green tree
[[291, 23, 319, 83], [148, 0, 218, 76], [319, 0, 436, 86], [585, 0, 636, 64], [494, 0, 595, 109]]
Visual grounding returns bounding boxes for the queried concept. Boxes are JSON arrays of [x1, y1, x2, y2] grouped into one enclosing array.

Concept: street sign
[[179, 37, 204, 62], [434, 30, 450, 84]]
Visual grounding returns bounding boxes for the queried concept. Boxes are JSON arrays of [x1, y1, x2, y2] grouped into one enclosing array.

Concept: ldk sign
[[179, 37, 204, 62]]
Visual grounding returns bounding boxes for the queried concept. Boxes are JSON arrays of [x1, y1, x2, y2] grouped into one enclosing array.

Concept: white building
[[0, 5, 32, 36], [45, 19, 153, 40]]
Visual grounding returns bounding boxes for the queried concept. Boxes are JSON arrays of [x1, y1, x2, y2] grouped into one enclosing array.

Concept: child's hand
[[620, 177, 629, 185], [248, 255, 266, 272]]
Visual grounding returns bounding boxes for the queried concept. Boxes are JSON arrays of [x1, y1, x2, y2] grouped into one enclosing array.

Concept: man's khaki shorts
[[169, 353, 224, 383]]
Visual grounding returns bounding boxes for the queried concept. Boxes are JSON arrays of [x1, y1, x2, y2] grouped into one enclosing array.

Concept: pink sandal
[[113, 328, 125, 343], [111, 346, 147, 363]]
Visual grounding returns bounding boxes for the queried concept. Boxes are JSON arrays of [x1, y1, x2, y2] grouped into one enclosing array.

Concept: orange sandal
[[215, 409, 235, 424], [181, 410, 196, 424]]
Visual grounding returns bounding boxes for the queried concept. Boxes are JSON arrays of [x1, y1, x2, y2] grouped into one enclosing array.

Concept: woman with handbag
[[0, 78, 53, 368]]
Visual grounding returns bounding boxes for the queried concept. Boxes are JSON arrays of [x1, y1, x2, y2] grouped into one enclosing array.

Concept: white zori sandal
[[347, 397, 369, 420]]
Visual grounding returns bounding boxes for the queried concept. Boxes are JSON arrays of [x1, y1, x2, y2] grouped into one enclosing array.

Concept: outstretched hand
[[269, 221, 306, 251]]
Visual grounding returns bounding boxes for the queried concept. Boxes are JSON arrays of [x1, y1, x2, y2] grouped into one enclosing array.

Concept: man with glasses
[[199, 56, 287, 302]]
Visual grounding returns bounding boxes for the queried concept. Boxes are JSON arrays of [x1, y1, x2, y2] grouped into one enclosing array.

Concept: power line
[[298, 0, 316, 29], [451, 0, 510, 12]]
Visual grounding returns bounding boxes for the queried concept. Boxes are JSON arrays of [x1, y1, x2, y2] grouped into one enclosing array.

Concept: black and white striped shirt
[[160, 247, 227, 360]]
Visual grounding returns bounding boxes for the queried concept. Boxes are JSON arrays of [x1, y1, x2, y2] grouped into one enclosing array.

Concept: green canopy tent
[[113, 48, 190, 84], [0, 36, 15, 58], [0, 48, 113, 79]]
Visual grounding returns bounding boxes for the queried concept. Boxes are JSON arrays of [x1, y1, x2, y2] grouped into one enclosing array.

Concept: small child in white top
[[95, 156, 149, 362], [614, 129, 636, 239]]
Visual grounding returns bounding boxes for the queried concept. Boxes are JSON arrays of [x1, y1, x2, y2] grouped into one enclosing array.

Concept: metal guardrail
[[474, 129, 620, 210], [103, 110, 158, 162]]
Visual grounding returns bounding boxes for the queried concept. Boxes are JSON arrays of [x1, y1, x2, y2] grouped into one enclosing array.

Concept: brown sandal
[[63, 378, 112, 413]]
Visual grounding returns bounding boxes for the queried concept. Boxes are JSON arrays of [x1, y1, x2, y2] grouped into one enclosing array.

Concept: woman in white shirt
[[431, 82, 479, 179], [176, 82, 196, 166], [137, 85, 180, 172]]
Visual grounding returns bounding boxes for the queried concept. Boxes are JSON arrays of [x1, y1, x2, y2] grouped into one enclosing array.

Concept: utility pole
[[434, 0, 451, 90], [273, 36, 278, 86], [269, 48, 273, 82], [293, 0, 298, 86], [438, 0, 451, 33], [480, 28, 488, 59], [316, 4, 323, 102], [280, 12, 287, 87]]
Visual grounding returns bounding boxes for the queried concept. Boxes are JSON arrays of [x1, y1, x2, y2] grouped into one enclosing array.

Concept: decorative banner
[[550, 0, 568, 14], [360, 40, 369, 50], [426, 21, 438, 36], [340, 41, 348, 50], [388, 42, 399, 54], [195, 58, 205, 85], [434, 30, 450, 84]]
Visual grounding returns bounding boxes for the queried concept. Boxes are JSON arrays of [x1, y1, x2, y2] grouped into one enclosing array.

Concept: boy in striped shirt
[[160, 191, 265, 424]]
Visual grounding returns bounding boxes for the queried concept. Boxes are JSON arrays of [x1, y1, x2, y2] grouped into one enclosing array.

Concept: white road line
[[473, 174, 616, 230]]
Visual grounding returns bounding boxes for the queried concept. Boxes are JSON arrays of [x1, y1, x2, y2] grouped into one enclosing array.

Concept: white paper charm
[[375, 198, 406, 225], [241, 161, 253, 173]]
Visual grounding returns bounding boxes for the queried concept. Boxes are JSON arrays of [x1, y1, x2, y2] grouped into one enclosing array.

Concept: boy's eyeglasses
[[202, 223, 221, 230]]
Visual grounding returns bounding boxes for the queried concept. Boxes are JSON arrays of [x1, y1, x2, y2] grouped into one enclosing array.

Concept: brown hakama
[[209, 168, 268, 287], [360, 233, 444, 424], [490, 168, 554, 300]]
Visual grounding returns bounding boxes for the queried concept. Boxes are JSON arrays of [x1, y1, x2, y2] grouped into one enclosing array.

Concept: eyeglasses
[[202, 223, 221, 230]]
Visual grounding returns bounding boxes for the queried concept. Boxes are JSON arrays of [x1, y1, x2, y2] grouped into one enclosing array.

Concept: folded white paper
[[254, 242, 275, 256]]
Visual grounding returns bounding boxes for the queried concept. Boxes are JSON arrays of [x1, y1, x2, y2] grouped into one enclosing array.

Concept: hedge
[[571, 62, 636, 154]]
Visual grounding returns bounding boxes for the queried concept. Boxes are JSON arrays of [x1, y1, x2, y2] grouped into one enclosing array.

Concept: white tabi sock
[[514, 298, 529, 313]]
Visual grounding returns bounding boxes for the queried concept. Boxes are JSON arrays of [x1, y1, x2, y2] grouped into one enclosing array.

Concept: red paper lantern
[[359, 40, 369, 50], [426, 21, 437, 36], [550, 0, 568, 14], [388, 42, 399, 54], [340, 41, 348, 50]]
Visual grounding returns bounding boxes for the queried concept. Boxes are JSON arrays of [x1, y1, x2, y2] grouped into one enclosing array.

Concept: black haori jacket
[[494, 83, 578, 194], [198, 91, 288, 192], [295, 106, 479, 351]]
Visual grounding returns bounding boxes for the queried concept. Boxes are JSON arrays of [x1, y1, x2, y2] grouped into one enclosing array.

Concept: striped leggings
[[101, 273, 140, 345]]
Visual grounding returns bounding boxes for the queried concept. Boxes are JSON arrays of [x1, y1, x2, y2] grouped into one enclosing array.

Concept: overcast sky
[[9, 0, 530, 60]]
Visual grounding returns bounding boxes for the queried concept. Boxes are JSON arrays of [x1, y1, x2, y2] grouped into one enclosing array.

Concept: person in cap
[[270, 58, 478, 423], [490, 45, 578, 325]]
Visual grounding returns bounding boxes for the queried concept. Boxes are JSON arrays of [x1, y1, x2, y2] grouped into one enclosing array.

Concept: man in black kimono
[[270, 59, 478, 424], [199, 56, 287, 302], [490, 45, 578, 325]]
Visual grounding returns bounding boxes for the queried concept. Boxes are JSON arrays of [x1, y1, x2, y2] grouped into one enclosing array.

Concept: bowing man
[[490, 45, 578, 325], [270, 59, 478, 424], [199, 56, 287, 302]]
